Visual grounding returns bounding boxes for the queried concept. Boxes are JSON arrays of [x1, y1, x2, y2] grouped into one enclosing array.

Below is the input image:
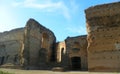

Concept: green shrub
[[0, 71, 14, 74]]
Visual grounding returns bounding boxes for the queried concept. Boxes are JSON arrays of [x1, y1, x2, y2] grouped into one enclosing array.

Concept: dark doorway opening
[[0, 56, 4, 65], [71, 57, 81, 70]]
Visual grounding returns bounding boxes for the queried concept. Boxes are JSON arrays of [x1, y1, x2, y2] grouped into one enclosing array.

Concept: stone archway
[[58, 47, 64, 62], [71, 57, 81, 70]]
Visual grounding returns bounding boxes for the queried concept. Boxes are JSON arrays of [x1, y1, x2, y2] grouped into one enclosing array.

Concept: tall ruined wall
[[0, 28, 24, 66], [85, 2, 120, 72], [23, 19, 56, 69], [65, 35, 88, 70]]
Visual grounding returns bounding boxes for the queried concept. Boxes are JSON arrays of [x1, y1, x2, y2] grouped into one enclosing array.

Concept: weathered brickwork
[[0, 19, 56, 69], [65, 35, 88, 70], [22, 19, 56, 69], [0, 28, 24, 68], [85, 2, 120, 72], [0, 1, 119, 72]]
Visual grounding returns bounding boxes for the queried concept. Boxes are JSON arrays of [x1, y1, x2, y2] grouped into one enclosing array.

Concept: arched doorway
[[71, 57, 81, 70], [60, 47, 64, 62]]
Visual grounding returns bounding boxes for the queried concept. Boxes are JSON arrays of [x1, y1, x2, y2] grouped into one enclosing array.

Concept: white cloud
[[12, 0, 71, 20]]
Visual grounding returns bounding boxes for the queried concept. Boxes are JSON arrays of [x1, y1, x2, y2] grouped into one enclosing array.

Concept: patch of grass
[[0, 71, 14, 74]]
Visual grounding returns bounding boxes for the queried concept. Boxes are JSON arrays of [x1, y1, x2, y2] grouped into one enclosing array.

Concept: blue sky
[[0, 0, 119, 41]]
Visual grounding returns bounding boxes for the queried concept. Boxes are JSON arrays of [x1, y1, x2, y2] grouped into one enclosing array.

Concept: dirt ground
[[0, 68, 119, 74]]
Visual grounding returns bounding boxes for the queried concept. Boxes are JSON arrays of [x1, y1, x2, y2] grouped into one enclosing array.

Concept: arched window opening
[[61, 48, 64, 54], [42, 33, 49, 48]]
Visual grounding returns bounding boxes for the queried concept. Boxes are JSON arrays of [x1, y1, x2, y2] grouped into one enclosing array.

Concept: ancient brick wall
[[65, 35, 88, 70], [0, 18, 56, 69], [85, 2, 120, 72], [0, 28, 24, 66], [23, 19, 56, 69]]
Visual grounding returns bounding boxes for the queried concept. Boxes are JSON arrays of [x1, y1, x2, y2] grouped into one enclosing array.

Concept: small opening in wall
[[0, 56, 4, 65], [61, 48, 64, 53], [42, 33, 49, 48], [14, 54, 18, 63]]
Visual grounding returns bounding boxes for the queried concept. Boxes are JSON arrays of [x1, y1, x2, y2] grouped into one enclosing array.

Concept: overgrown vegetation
[[0, 71, 14, 74]]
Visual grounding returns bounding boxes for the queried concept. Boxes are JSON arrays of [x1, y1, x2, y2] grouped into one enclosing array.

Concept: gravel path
[[0, 68, 118, 74]]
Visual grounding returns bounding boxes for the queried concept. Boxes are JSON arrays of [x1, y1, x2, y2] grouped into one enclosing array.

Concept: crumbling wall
[[0, 28, 24, 66], [65, 35, 88, 70], [23, 19, 56, 69], [85, 2, 120, 72]]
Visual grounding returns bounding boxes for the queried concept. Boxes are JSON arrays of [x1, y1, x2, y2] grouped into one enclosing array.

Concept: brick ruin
[[0, 19, 56, 69], [85, 2, 120, 72], [0, 18, 88, 71], [0, 28, 24, 68], [65, 36, 88, 70], [0, 1, 120, 72], [55, 36, 88, 71]]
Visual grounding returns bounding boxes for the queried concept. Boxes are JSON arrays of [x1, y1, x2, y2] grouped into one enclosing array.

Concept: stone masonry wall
[[85, 2, 120, 72], [0, 18, 56, 69], [65, 35, 88, 70], [0, 28, 24, 66], [23, 19, 56, 69]]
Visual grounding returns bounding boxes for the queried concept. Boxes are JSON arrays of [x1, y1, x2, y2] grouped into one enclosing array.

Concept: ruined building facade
[[85, 2, 120, 72], [0, 1, 120, 72], [55, 36, 88, 70], [0, 18, 88, 70], [0, 19, 56, 69], [65, 36, 88, 70]]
